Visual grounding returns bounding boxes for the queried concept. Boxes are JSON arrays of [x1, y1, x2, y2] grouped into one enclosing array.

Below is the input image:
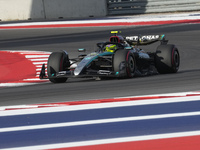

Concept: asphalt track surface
[[0, 23, 200, 106]]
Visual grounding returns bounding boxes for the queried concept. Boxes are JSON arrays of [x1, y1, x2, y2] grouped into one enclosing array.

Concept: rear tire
[[155, 44, 180, 74], [113, 50, 136, 78], [47, 52, 69, 83]]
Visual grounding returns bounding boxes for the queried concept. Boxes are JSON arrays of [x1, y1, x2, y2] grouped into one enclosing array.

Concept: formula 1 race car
[[40, 31, 180, 83]]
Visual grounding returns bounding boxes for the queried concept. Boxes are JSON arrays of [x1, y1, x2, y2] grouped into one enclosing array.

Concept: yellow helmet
[[105, 44, 117, 52]]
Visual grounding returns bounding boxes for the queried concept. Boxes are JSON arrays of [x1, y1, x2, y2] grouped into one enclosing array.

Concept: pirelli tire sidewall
[[155, 44, 180, 74], [47, 52, 68, 83], [113, 50, 136, 78]]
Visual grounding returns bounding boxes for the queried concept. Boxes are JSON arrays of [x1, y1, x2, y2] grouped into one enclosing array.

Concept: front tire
[[155, 44, 180, 74], [113, 50, 136, 78], [47, 52, 69, 83]]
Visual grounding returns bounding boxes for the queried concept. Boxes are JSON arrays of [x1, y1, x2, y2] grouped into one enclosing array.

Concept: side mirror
[[78, 48, 86, 52], [125, 47, 132, 50]]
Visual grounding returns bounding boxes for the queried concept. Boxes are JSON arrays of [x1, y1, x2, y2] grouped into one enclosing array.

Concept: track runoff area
[[1, 92, 200, 150], [1, 12, 200, 149]]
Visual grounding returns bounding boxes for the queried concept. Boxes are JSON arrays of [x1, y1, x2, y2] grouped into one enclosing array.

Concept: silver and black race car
[[40, 31, 180, 83]]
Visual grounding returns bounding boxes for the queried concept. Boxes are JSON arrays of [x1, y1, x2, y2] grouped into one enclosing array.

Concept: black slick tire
[[47, 52, 68, 83], [155, 44, 180, 74], [113, 50, 136, 78]]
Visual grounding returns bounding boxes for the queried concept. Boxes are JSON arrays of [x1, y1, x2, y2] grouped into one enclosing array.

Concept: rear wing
[[125, 34, 168, 45]]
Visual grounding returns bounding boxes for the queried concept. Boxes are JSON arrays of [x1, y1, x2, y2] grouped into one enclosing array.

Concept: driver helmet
[[105, 44, 117, 52]]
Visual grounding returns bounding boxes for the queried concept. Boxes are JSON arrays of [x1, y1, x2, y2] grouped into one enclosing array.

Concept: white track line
[[32, 62, 48, 65], [0, 83, 38, 87], [0, 12, 200, 27], [30, 58, 48, 61], [1, 130, 200, 150], [25, 55, 50, 58], [1, 95, 200, 116], [1, 111, 200, 133]]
